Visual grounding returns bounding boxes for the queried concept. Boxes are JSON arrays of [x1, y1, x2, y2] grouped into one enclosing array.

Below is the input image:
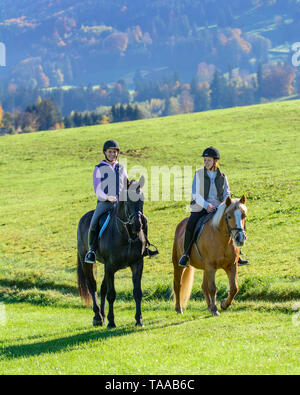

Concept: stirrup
[[143, 245, 159, 258], [84, 250, 96, 264], [147, 248, 159, 258], [143, 237, 159, 258], [238, 256, 249, 266], [178, 254, 190, 268]]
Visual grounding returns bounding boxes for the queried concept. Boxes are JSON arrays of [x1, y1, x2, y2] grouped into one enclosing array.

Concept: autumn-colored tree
[[25, 98, 62, 131], [104, 33, 129, 53], [179, 90, 194, 114], [196, 62, 215, 82], [2, 112, 15, 134], [261, 63, 296, 98], [191, 81, 211, 112], [163, 97, 180, 116]]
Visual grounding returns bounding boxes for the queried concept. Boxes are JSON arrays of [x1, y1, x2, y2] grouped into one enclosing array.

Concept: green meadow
[[0, 100, 299, 374]]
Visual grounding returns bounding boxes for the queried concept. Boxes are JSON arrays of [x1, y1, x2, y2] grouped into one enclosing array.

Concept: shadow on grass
[[0, 278, 77, 295], [1, 320, 189, 360]]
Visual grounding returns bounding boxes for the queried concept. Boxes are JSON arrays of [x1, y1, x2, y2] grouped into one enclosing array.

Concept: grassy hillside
[[0, 100, 299, 374]]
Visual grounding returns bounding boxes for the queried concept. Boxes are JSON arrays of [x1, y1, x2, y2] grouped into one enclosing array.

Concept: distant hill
[[0, 0, 299, 88]]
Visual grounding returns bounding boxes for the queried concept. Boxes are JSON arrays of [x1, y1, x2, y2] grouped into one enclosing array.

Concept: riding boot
[[140, 214, 159, 258], [143, 246, 159, 258], [238, 254, 249, 266], [178, 229, 194, 268], [85, 230, 98, 264]]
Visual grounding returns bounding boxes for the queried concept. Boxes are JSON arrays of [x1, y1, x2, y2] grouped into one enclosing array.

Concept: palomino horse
[[172, 195, 247, 316], [77, 176, 147, 329]]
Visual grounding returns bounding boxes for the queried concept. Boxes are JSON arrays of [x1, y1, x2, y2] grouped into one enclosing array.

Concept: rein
[[116, 200, 142, 246], [117, 215, 141, 244], [115, 185, 146, 256]]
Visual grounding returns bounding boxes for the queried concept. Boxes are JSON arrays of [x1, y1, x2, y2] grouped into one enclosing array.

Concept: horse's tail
[[77, 252, 91, 306], [77, 216, 92, 306], [180, 266, 195, 308], [172, 218, 195, 312]]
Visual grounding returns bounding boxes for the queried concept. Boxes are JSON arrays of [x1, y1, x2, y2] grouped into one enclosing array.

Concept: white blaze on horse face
[[234, 209, 246, 246]]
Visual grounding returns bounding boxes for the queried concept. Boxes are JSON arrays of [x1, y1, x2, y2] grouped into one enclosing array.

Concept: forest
[[1, 62, 298, 135], [0, 0, 299, 87], [0, 0, 299, 134]]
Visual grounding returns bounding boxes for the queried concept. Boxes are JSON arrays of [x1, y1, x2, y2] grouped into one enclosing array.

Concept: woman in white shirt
[[179, 147, 248, 267]]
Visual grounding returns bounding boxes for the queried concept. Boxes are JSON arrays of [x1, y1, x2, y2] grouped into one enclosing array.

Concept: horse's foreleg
[[131, 260, 144, 327], [203, 267, 220, 316], [201, 270, 212, 310], [221, 264, 238, 311], [83, 263, 104, 327], [106, 268, 116, 329]]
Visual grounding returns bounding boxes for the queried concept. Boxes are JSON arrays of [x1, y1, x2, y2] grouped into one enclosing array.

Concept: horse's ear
[[138, 175, 145, 189], [225, 196, 232, 207], [240, 194, 246, 204]]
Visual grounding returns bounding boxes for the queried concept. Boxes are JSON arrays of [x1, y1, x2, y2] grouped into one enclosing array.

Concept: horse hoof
[[93, 318, 103, 327], [211, 310, 220, 317], [107, 323, 116, 329], [136, 321, 144, 327], [221, 300, 228, 310]]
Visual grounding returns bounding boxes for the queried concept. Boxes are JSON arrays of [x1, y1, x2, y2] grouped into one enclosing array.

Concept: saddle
[[192, 211, 215, 246]]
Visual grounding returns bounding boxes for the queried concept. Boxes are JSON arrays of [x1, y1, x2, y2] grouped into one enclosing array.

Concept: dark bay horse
[[77, 176, 147, 329], [173, 195, 247, 316]]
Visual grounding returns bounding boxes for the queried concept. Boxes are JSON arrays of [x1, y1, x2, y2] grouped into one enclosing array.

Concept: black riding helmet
[[202, 146, 220, 160], [103, 140, 120, 153]]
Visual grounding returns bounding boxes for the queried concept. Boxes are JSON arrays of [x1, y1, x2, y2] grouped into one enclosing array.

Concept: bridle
[[116, 196, 143, 243], [225, 211, 247, 240]]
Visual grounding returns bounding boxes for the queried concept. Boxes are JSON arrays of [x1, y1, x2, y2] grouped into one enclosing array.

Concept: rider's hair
[[211, 160, 219, 172]]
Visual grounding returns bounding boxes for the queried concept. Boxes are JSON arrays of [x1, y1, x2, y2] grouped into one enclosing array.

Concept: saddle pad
[[193, 211, 215, 244], [99, 212, 111, 239]]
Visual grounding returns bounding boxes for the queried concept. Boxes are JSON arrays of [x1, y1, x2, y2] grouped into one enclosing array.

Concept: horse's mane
[[212, 198, 247, 228], [211, 201, 227, 228]]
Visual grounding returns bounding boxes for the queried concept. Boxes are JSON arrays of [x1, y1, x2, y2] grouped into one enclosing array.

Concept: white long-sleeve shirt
[[192, 169, 230, 210]]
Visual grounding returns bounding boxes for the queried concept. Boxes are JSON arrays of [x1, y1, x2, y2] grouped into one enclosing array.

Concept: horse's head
[[124, 176, 145, 234], [224, 195, 247, 247]]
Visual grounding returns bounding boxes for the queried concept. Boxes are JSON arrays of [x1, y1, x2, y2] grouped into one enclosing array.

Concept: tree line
[[0, 62, 299, 135]]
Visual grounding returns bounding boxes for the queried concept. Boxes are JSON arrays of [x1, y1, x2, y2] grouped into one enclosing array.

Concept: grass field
[[0, 100, 299, 375]]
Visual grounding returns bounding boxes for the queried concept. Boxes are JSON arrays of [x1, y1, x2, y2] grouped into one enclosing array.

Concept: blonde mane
[[212, 199, 247, 228], [212, 201, 226, 228]]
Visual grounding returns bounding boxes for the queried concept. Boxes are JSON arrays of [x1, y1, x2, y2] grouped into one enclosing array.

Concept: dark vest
[[96, 162, 120, 198], [203, 167, 226, 202], [191, 167, 227, 211]]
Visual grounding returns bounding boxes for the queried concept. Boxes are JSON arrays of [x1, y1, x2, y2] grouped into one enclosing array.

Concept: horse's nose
[[235, 231, 246, 246], [238, 231, 246, 244]]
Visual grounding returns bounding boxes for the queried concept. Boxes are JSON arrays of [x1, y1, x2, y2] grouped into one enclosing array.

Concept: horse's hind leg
[[100, 276, 107, 325], [83, 263, 104, 327], [172, 240, 184, 314], [131, 260, 144, 327], [221, 264, 238, 311], [106, 267, 117, 329], [173, 264, 184, 314]]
